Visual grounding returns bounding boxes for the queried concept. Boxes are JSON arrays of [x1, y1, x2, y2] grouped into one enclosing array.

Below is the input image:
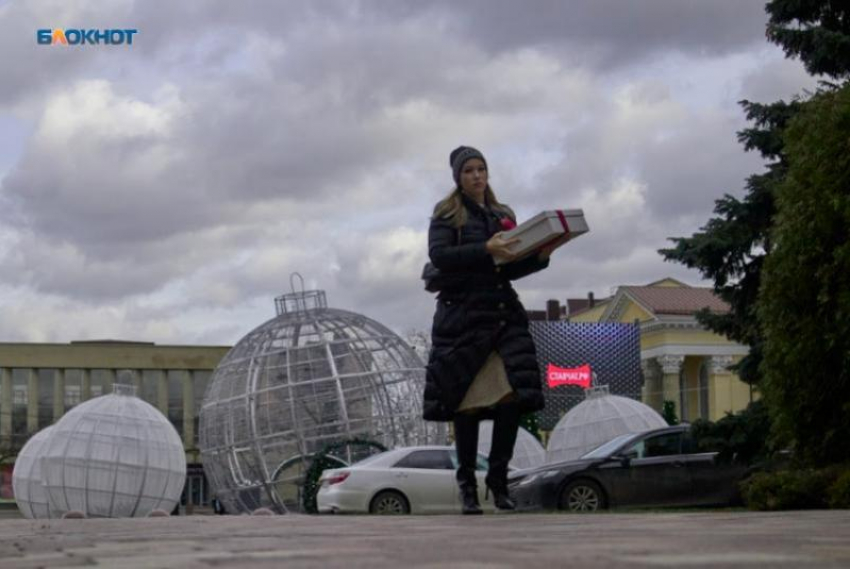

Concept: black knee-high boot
[[486, 403, 521, 510], [453, 412, 482, 515]]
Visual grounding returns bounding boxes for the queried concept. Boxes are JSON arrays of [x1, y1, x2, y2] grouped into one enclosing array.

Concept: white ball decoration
[[39, 384, 186, 518], [12, 426, 55, 519], [478, 421, 546, 470], [546, 386, 667, 464]]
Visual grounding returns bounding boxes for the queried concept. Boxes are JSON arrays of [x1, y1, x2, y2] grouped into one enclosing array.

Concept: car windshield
[[581, 433, 640, 459]]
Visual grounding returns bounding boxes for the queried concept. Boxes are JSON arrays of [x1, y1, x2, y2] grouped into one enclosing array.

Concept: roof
[[568, 297, 611, 318], [621, 285, 729, 316], [567, 298, 590, 315]]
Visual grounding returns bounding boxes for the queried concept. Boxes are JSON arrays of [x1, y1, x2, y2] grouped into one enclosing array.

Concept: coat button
[[495, 267, 501, 273], [499, 320, 506, 327], [497, 284, 503, 290], [498, 302, 505, 309]]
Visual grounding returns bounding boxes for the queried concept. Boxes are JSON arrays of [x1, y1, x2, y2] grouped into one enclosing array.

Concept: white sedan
[[317, 446, 495, 514]]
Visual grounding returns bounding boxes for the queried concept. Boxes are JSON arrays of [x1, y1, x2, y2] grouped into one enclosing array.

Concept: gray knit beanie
[[450, 146, 487, 185]]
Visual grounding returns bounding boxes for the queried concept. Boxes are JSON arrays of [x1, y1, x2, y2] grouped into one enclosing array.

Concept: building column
[[641, 358, 663, 411], [156, 370, 168, 415], [183, 371, 194, 449], [26, 368, 38, 434], [131, 370, 143, 395], [1, 368, 12, 443], [103, 369, 117, 393], [709, 355, 736, 419], [657, 355, 685, 418], [710, 355, 734, 375], [53, 369, 65, 421], [81, 369, 92, 401]]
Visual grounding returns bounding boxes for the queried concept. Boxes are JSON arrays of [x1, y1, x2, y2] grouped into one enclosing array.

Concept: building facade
[[568, 278, 754, 422], [0, 340, 230, 510]]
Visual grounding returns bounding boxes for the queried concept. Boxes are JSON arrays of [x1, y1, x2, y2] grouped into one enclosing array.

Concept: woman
[[423, 145, 559, 515]]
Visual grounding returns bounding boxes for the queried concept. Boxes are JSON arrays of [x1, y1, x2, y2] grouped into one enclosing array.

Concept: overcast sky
[[0, 0, 817, 346]]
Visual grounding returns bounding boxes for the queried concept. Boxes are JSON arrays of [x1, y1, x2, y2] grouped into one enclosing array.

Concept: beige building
[[0, 340, 230, 506], [569, 278, 754, 422]]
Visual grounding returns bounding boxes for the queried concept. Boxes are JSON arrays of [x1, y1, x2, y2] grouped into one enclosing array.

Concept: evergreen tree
[[661, 400, 679, 426], [664, 1, 850, 465], [766, 0, 850, 78], [659, 100, 800, 385], [519, 413, 542, 443], [660, 1, 848, 385], [757, 84, 850, 466]]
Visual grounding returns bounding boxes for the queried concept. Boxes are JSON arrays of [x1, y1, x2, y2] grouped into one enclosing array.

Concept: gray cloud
[[378, 0, 768, 69], [0, 0, 813, 344]]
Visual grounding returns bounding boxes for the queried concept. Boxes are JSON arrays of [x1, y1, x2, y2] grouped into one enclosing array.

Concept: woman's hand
[[486, 232, 521, 262]]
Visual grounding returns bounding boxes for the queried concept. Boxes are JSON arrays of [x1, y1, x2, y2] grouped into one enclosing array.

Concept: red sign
[[547, 363, 592, 389]]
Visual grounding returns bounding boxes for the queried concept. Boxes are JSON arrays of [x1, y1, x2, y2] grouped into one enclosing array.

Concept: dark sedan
[[508, 425, 748, 512]]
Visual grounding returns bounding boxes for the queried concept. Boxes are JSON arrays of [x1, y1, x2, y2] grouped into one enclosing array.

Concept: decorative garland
[[520, 412, 542, 442], [301, 437, 388, 514]]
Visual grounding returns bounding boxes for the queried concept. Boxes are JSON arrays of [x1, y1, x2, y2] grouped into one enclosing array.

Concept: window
[[12, 387, 27, 406], [393, 450, 453, 470], [448, 451, 488, 471], [168, 371, 184, 437], [65, 385, 81, 407], [625, 432, 682, 459]]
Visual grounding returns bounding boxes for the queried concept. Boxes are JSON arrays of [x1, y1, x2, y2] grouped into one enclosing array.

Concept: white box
[[494, 209, 589, 265]]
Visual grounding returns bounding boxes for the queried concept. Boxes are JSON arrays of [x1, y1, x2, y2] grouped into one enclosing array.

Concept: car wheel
[[559, 480, 606, 512], [369, 490, 410, 515]]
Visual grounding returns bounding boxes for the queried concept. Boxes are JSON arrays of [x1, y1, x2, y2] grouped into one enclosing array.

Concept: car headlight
[[515, 470, 559, 487]]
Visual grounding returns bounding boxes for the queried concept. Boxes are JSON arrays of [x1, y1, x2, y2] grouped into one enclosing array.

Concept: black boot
[[484, 480, 516, 511], [454, 412, 483, 515], [486, 403, 521, 511], [459, 479, 483, 515]]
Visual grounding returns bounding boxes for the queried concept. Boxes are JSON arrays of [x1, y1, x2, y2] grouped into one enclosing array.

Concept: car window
[[393, 450, 454, 470], [582, 433, 640, 459], [625, 432, 682, 459], [680, 432, 697, 454], [447, 451, 489, 471]]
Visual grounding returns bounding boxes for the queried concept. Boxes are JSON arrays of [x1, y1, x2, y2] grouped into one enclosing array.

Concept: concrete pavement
[[0, 510, 848, 568]]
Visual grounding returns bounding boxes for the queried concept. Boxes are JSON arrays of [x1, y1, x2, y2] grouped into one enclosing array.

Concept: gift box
[[495, 209, 589, 265]]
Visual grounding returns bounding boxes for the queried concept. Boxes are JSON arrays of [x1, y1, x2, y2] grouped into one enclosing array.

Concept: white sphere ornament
[[477, 421, 546, 470], [546, 386, 667, 463], [39, 384, 186, 518], [12, 426, 55, 519]]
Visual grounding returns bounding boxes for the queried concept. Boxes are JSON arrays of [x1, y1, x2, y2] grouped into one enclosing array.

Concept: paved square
[[0, 511, 848, 568]]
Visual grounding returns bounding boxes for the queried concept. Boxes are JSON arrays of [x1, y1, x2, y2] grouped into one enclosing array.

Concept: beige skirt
[[457, 351, 515, 412]]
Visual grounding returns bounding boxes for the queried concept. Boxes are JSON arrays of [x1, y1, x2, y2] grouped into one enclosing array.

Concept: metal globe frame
[[199, 285, 444, 514]]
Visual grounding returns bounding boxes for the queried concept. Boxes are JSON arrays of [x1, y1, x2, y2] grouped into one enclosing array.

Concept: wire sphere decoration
[[546, 385, 667, 463], [199, 278, 445, 514], [12, 426, 55, 519], [38, 384, 186, 518]]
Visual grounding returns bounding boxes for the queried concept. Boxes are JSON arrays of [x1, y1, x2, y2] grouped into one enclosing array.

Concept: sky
[[0, 0, 818, 346]]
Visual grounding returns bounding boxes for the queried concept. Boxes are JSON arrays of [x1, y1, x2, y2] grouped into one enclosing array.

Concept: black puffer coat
[[423, 193, 549, 421]]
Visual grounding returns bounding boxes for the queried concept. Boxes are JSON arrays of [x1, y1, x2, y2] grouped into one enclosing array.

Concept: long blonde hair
[[432, 186, 515, 228]]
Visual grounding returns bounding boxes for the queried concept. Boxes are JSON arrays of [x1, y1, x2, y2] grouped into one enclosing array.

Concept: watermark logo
[[37, 28, 138, 46]]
